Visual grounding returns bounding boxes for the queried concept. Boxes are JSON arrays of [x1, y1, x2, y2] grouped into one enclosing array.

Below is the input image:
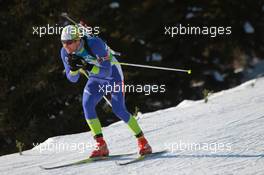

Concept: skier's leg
[[111, 84, 152, 155], [110, 86, 142, 137], [83, 79, 109, 157], [83, 79, 104, 137]]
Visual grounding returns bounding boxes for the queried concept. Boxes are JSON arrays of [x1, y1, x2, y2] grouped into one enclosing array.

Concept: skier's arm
[[60, 48, 80, 83], [89, 38, 112, 78]]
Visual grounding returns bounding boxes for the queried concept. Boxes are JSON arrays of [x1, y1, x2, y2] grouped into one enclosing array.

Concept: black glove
[[68, 54, 93, 71]]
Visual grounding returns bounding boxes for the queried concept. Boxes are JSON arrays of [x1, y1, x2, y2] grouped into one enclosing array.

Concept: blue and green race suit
[[60, 36, 142, 138]]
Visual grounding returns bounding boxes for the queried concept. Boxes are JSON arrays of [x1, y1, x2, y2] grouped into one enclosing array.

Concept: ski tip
[[39, 165, 48, 170]]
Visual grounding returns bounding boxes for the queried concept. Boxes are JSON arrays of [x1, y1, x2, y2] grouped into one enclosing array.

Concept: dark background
[[1, 0, 264, 155]]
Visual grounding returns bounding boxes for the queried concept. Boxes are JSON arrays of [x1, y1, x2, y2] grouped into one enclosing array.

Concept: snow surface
[[1, 77, 264, 175]]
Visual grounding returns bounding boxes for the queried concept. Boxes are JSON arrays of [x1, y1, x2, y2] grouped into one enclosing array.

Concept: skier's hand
[[68, 54, 83, 71], [68, 54, 93, 71]]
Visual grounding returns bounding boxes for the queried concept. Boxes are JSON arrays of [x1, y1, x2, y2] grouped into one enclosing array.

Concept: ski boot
[[89, 137, 109, 158], [138, 136, 152, 155]]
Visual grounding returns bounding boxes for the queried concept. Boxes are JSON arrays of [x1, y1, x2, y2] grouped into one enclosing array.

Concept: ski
[[40, 152, 135, 170], [116, 150, 168, 166]]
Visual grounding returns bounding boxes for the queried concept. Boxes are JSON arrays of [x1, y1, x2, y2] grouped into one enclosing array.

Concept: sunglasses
[[61, 40, 75, 45]]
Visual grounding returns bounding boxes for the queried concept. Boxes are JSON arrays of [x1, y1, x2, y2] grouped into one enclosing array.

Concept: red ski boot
[[89, 137, 109, 158], [138, 136, 152, 155]]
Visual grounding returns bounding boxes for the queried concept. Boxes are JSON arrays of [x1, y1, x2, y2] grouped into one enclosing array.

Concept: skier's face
[[62, 39, 80, 54]]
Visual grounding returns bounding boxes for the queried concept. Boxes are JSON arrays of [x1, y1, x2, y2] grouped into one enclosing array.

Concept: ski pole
[[112, 62, 192, 74], [61, 13, 112, 107], [61, 14, 112, 107], [61, 13, 79, 26], [61, 13, 191, 74], [61, 13, 95, 38], [61, 14, 191, 74], [79, 69, 112, 107]]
